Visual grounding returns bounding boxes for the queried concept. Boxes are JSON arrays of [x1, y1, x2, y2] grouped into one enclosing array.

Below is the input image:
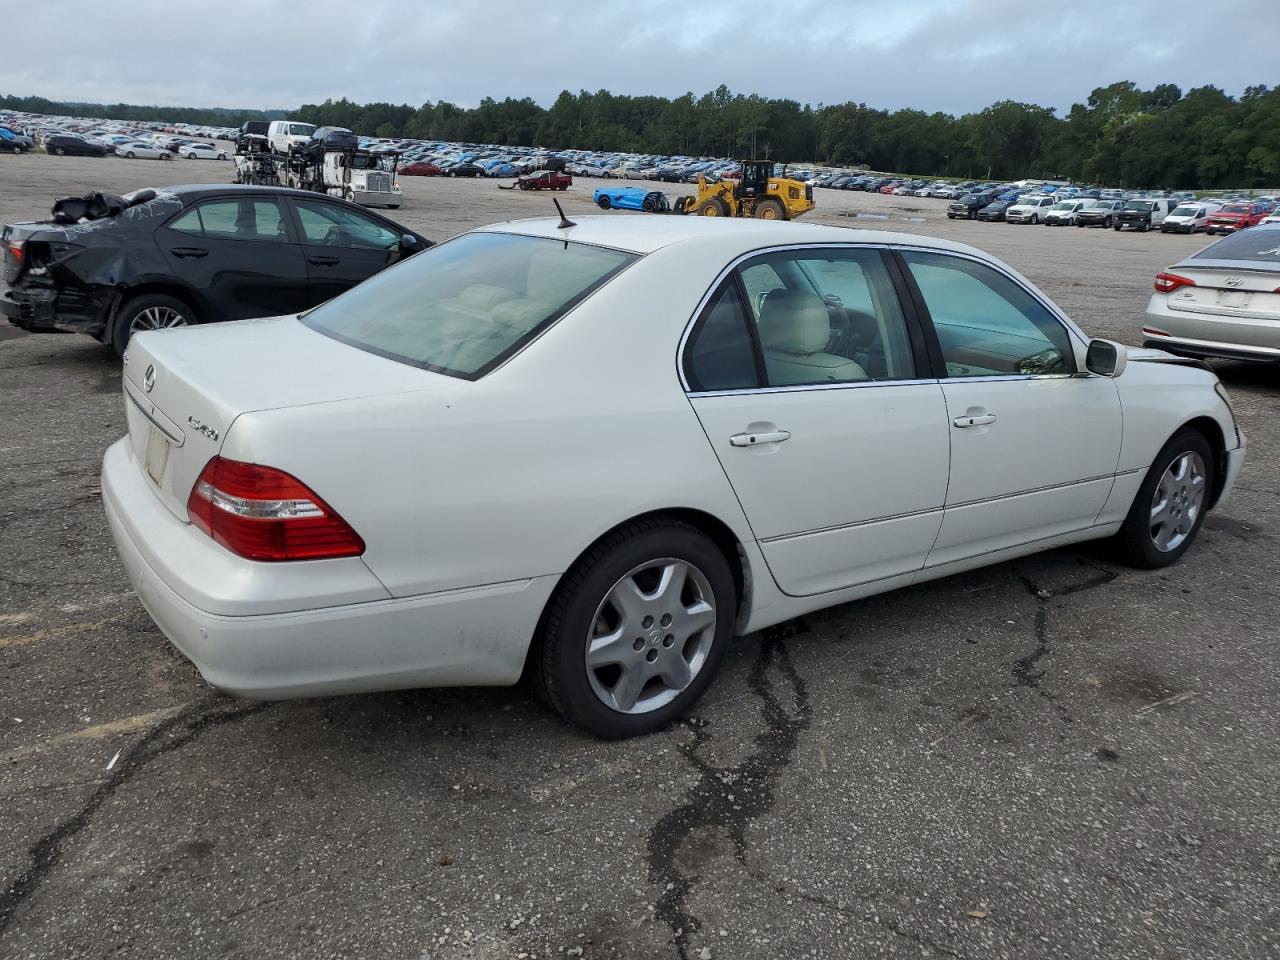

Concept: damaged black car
[[2, 184, 430, 354]]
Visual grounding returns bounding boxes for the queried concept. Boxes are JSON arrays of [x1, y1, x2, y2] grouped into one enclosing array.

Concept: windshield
[[1192, 227, 1280, 264], [1222, 204, 1250, 214], [1171, 205, 1201, 217], [1052, 201, 1074, 210], [289, 123, 316, 136], [303, 232, 637, 379], [1125, 201, 1154, 211]]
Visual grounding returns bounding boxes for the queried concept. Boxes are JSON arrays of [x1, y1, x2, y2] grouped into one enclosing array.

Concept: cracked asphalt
[[2, 153, 1279, 959]]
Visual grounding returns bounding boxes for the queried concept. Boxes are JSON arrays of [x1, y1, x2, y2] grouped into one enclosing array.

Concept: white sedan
[[116, 140, 172, 160], [183, 143, 229, 160], [102, 217, 1246, 738]]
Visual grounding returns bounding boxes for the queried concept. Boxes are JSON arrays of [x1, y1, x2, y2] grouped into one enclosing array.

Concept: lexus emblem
[[1225, 277, 1245, 287], [143, 364, 156, 393]]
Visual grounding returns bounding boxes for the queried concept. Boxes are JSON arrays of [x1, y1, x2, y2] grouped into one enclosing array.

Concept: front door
[[288, 197, 408, 308], [897, 249, 1123, 568], [158, 196, 310, 320], [684, 246, 950, 597]]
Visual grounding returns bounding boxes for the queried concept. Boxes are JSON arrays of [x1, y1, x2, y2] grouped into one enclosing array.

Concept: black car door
[[286, 197, 415, 307], [156, 196, 310, 320]]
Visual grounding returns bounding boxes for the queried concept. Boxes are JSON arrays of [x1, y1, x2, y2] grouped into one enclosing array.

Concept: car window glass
[[188, 199, 289, 243], [737, 248, 915, 386], [294, 200, 399, 250], [683, 280, 760, 392], [901, 250, 1075, 378], [167, 207, 204, 236]]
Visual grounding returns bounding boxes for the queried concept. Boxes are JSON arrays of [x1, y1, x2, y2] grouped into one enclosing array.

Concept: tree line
[[6, 81, 1278, 188]]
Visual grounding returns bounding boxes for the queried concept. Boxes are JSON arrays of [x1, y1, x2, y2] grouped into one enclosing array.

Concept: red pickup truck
[[1204, 202, 1271, 235], [517, 170, 572, 191]]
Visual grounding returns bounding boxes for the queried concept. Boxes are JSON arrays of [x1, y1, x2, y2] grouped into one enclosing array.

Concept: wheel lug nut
[[663, 634, 675, 647], [645, 649, 658, 663], [660, 614, 672, 627], [633, 638, 644, 651], [642, 615, 653, 629]]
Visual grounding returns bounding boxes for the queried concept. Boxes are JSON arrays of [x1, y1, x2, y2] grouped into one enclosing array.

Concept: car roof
[[156, 184, 340, 201], [483, 215, 988, 257]]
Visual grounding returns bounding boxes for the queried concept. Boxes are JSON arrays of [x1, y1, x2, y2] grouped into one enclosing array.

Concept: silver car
[[1144, 224, 1280, 361]]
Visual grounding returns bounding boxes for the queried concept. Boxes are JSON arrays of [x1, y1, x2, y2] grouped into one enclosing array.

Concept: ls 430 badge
[[187, 416, 219, 442]]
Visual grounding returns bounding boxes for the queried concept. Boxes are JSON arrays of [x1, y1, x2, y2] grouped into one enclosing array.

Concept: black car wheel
[[597, 195, 612, 210], [1113, 428, 1214, 569], [111, 294, 196, 357], [9, 146, 20, 155], [54, 147, 66, 156]]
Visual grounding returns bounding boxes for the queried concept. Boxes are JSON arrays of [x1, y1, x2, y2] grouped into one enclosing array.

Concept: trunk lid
[[121, 315, 439, 520], [1163, 266, 1280, 321]]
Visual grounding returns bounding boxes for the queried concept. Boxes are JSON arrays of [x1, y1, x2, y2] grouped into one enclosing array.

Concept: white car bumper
[[102, 439, 555, 699]]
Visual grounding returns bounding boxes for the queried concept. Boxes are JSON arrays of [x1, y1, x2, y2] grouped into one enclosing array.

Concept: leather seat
[[757, 290, 867, 385]]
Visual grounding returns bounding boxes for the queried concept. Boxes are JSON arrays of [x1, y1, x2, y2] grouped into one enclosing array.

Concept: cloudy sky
[[4, 0, 1277, 115]]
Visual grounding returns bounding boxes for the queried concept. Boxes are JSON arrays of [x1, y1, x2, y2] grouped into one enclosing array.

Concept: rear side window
[[684, 280, 760, 392], [302, 232, 636, 379], [167, 199, 289, 243]]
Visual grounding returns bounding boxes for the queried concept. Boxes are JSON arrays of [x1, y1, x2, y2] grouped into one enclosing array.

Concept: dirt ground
[[1, 151, 1278, 960]]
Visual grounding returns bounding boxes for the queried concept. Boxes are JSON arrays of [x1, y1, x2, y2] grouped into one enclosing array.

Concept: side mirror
[[1086, 339, 1128, 378], [400, 234, 419, 250]]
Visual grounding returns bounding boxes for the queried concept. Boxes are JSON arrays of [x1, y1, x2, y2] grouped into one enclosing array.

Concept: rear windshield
[[1191, 226, 1280, 264], [302, 232, 637, 379]]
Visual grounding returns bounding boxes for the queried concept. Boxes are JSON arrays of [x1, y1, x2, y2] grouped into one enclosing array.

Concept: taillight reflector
[[4, 240, 23, 271], [1154, 272, 1196, 294], [187, 457, 364, 562]]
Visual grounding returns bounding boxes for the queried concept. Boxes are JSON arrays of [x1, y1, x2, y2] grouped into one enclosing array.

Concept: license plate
[[1216, 290, 1252, 310], [144, 424, 171, 486]]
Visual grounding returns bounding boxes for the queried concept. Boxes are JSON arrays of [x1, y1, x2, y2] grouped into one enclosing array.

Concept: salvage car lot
[[2, 152, 1279, 959]]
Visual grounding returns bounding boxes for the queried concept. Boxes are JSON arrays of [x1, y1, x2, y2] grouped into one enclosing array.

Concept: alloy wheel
[[584, 558, 716, 714], [130, 305, 189, 334], [1150, 451, 1206, 552]]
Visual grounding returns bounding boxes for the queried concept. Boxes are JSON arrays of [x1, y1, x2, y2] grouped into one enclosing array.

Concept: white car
[[1005, 194, 1056, 224], [116, 140, 172, 160], [1143, 223, 1280, 361], [1043, 198, 1098, 226], [1161, 202, 1222, 234], [102, 217, 1245, 738], [184, 143, 229, 161]]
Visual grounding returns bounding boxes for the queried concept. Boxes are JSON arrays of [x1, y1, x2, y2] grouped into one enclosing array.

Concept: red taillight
[[186, 457, 364, 562], [4, 240, 23, 270], [1154, 272, 1196, 294]]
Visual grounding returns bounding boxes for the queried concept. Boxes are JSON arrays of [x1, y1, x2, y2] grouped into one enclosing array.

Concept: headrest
[[757, 290, 831, 355]]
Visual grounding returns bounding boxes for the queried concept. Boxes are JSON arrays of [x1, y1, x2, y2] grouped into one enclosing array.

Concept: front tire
[[1030, 214, 1039, 224], [1112, 428, 1214, 569], [125, 151, 135, 159], [111, 293, 196, 356], [698, 197, 731, 217], [54, 147, 66, 156], [597, 195, 612, 210], [754, 197, 786, 220], [533, 520, 736, 738]]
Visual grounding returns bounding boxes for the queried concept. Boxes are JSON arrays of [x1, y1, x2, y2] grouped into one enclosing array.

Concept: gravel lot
[[2, 151, 1278, 960]]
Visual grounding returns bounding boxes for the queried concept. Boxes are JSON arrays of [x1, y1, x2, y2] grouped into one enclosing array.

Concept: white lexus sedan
[[115, 140, 172, 161], [102, 217, 1246, 738]]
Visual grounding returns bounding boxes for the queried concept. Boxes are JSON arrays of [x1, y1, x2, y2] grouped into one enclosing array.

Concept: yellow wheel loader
[[674, 160, 815, 221]]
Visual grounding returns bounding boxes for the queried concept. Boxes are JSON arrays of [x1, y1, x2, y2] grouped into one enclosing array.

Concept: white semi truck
[[234, 128, 402, 209]]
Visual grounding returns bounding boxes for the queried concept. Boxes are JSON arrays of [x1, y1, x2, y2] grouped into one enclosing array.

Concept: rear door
[[684, 245, 950, 597], [286, 197, 408, 307], [157, 196, 309, 320]]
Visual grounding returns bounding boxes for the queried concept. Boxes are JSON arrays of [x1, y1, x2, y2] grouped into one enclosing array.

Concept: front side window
[[901, 250, 1075, 378], [294, 200, 398, 250], [303, 232, 636, 379]]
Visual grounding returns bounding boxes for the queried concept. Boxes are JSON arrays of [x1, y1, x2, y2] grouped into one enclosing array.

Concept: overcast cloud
[[3, 0, 1278, 116]]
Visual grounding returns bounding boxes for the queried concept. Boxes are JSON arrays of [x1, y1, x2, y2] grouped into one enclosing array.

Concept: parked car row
[[944, 191, 1278, 235]]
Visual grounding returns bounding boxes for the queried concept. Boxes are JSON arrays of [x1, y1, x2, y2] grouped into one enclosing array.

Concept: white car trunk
[[1165, 267, 1280, 321], [121, 315, 435, 521]]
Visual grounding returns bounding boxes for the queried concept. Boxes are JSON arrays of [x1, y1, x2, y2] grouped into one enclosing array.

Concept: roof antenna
[[553, 197, 576, 229]]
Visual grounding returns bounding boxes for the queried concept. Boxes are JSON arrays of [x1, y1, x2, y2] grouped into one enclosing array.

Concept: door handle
[[953, 414, 997, 428], [307, 256, 340, 266], [730, 429, 791, 447], [170, 247, 208, 259]]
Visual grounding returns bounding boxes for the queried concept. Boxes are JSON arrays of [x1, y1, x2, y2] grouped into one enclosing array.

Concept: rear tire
[[54, 147, 66, 156], [532, 520, 736, 739], [754, 198, 786, 220], [597, 195, 611, 210], [1112, 428, 1214, 569], [111, 293, 196, 357], [1114, 223, 1123, 231], [125, 151, 135, 159]]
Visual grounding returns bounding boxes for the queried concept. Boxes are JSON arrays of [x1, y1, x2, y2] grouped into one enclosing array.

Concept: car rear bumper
[[1142, 331, 1280, 362], [2, 284, 111, 335], [102, 438, 556, 698]]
